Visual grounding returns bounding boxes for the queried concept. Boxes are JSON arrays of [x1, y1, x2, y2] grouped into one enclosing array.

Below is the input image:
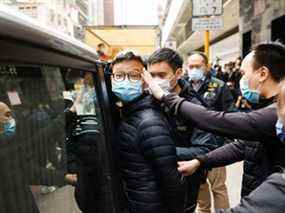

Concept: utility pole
[[204, 30, 210, 59]]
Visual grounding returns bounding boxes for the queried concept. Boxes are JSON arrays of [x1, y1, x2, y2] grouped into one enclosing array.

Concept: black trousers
[[184, 169, 206, 213]]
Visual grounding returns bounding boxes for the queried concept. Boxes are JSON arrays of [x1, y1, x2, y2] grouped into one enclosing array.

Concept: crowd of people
[[111, 41, 285, 213], [59, 41, 285, 213], [212, 57, 253, 112], [1, 41, 285, 213]]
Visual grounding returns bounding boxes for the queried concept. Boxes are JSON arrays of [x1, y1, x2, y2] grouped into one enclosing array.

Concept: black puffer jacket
[[219, 168, 285, 213], [117, 95, 185, 213], [241, 140, 271, 196]]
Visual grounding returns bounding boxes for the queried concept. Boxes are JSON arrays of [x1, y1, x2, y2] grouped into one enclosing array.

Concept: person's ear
[[277, 81, 285, 123], [175, 68, 183, 79], [258, 66, 270, 83]]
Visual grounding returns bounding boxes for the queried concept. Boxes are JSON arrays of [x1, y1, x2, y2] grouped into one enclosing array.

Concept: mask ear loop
[[168, 72, 178, 90]]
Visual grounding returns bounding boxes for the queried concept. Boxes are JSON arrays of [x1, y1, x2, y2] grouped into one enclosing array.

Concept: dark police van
[[0, 6, 123, 213]]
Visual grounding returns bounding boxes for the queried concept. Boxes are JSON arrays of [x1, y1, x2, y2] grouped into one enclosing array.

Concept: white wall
[[210, 33, 240, 64], [160, 0, 185, 45]]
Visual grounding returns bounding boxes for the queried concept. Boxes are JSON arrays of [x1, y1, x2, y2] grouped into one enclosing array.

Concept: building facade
[[103, 0, 114, 25], [160, 0, 285, 63], [75, 0, 88, 26], [1, 0, 81, 38], [159, 0, 240, 64], [89, 0, 104, 25], [240, 0, 285, 57], [88, 0, 114, 26]]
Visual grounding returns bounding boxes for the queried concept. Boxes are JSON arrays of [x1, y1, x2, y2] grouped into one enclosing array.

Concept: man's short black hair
[[111, 51, 146, 68], [187, 51, 208, 65], [252, 41, 285, 82], [148, 48, 183, 72], [98, 43, 105, 48]]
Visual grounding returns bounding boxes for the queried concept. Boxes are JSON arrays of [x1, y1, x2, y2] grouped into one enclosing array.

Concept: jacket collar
[[178, 78, 210, 108], [178, 79, 196, 98], [198, 73, 212, 91], [121, 94, 159, 116], [252, 95, 278, 109]]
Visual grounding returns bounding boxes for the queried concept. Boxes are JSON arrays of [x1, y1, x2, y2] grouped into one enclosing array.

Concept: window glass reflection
[[0, 65, 101, 213]]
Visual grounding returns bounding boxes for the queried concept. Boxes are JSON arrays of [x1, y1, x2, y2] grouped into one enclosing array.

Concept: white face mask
[[156, 78, 172, 92]]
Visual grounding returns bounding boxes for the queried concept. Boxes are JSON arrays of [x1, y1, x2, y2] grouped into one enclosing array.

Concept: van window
[[0, 65, 102, 213]]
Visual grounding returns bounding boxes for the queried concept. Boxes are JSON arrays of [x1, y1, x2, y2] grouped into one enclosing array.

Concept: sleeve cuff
[[161, 93, 186, 115], [196, 155, 210, 169]]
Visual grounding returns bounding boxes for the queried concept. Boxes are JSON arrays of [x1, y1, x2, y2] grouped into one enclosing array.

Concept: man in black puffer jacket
[[111, 51, 185, 213]]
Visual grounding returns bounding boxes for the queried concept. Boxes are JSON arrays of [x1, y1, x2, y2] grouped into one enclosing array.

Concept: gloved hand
[[142, 70, 166, 100]]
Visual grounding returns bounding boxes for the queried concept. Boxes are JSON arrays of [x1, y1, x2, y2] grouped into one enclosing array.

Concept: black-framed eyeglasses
[[112, 72, 141, 83]]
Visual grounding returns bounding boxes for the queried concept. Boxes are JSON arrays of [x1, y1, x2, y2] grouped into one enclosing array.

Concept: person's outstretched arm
[[162, 93, 277, 142], [178, 140, 245, 177], [142, 70, 277, 142]]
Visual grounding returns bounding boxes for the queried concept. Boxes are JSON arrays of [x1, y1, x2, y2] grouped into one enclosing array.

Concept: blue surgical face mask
[[2, 118, 16, 137], [188, 68, 204, 82], [276, 119, 285, 143], [112, 79, 142, 103], [239, 76, 260, 104]]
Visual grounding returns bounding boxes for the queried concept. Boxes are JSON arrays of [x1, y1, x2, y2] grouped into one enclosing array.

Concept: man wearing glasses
[[111, 51, 185, 213]]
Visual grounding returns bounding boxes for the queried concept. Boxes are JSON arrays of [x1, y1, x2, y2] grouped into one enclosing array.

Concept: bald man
[[0, 102, 16, 137]]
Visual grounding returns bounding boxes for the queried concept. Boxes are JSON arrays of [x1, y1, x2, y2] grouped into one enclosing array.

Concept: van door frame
[[0, 37, 121, 213]]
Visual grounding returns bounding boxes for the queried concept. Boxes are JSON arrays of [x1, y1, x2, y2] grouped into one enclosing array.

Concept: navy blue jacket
[[173, 79, 222, 160], [117, 95, 185, 213]]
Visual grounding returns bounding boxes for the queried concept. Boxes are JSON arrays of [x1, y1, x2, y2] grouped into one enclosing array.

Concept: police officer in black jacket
[[185, 52, 234, 113], [143, 42, 285, 200], [184, 52, 234, 212]]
